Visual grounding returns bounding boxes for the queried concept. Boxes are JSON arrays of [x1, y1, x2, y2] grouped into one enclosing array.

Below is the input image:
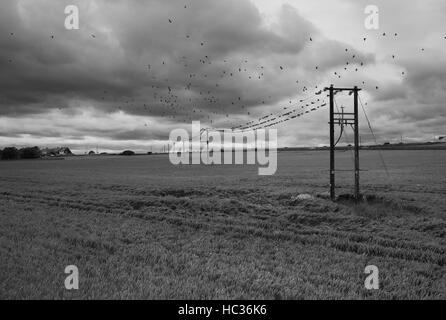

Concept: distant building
[[120, 150, 135, 156], [41, 147, 73, 157]]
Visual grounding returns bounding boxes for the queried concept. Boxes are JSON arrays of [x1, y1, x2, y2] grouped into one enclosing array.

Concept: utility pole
[[329, 85, 335, 201], [324, 85, 362, 201], [353, 86, 360, 200]]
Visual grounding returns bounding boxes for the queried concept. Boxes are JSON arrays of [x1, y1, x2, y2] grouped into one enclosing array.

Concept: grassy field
[[0, 150, 445, 299]]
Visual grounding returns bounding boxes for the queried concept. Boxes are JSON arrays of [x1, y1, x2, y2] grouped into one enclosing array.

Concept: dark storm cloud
[[1, 0, 443, 148], [0, 0, 373, 123], [0, 132, 21, 138], [372, 83, 407, 102], [0, 112, 171, 142], [109, 129, 167, 141], [367, 54, 446, 125]]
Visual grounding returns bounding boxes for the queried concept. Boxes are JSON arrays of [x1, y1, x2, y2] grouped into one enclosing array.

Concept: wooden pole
[[354, 87, 360, 201], [329, 85, 335, 201]]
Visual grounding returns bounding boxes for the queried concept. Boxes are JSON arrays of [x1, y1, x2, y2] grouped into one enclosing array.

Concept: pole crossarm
[[324, 87, 362, 92]]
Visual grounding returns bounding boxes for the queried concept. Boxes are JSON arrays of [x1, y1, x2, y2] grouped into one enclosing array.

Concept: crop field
[[0, 150, 445, 299]]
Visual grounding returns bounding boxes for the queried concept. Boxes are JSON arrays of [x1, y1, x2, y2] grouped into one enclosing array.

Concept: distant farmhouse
[[41, 147, 73, 157]]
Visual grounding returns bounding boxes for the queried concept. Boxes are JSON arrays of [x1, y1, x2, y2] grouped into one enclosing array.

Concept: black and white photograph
[[0, 0, 445, 304]]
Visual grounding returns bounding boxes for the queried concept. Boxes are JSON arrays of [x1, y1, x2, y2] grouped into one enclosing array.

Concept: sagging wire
[[358, 94, 390, 178], [227, 88, 327, 131]]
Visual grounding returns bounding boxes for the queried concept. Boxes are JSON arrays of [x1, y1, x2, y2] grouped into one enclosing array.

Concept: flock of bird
[[5, 3, 445, 136]]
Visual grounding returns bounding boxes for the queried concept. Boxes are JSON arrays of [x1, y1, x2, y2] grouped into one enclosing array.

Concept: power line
[[358, 94, 390, 178]]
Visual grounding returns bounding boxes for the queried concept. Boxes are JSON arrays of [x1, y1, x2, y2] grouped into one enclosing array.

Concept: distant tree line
[[0, 146, 42, 160], [0, 146, 141, 160]]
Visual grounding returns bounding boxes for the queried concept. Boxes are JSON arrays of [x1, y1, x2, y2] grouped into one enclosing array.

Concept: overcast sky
[[0, 0, 445, 152]]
